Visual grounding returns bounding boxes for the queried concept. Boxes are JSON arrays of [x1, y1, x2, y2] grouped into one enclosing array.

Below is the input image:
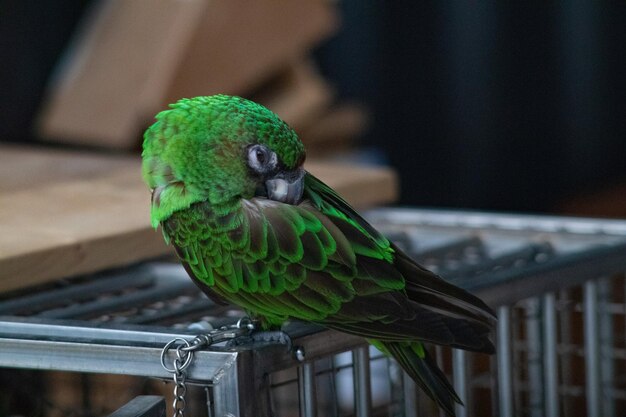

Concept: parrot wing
[[303, 173, 495, 353], [164, 173, 494, 351], [163, 195, 363, 325]]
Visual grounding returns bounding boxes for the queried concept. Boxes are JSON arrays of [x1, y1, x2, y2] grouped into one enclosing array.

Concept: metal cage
[[2, 209, 626, 417]]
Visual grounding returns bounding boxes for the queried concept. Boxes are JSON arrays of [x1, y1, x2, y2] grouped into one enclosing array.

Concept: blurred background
[[0, 0, 626, 215], [2, 1, 626, 216]]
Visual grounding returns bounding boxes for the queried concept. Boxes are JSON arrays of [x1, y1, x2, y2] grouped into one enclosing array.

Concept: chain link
[[172, 364, 187, 416], [160, 319, 255, 417]]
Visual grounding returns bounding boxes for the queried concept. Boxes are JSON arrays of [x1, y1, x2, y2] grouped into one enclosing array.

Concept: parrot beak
[[265, 168, 305, 205]]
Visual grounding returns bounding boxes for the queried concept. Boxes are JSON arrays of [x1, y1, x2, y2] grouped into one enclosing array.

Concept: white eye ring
[[247, 145, 277, 173]]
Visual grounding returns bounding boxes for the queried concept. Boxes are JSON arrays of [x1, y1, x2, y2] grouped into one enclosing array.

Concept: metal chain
[[160, 318, 255, 417]]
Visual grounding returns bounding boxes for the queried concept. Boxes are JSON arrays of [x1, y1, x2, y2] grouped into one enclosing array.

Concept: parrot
[[142, 95, 495, 416]]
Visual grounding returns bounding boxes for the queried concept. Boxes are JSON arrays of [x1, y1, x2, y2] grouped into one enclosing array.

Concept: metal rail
[[107, 396, 166, 417]]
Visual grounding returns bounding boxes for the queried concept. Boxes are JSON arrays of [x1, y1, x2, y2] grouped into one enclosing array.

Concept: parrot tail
[[376, 340, 461, 417]]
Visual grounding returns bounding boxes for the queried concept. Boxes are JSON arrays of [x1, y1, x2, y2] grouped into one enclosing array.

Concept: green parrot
[[142, 95, 495, 416]]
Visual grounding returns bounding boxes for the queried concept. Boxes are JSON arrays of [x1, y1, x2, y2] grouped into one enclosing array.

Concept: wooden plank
[[307, 161, 398, 209], [37, 0, 207, 148], [558, 181, 626, 218], [0, 145, 134, 192], [253, 60, 334, 133], [300, 102, 369, 154], [165, 0, 337, 104], [0, 145, 397, 292], [37, 0, 338, 150]]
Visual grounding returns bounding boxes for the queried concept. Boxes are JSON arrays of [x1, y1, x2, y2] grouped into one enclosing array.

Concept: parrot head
[[142, 95, 306, 228]]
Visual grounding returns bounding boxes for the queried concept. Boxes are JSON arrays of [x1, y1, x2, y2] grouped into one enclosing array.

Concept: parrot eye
[[247, 145, 277, 174]]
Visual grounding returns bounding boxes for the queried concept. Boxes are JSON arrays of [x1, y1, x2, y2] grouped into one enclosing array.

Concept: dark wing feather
[[394, 247, 496, 323], [304, 173, 495, 353], [382, 341, 460, 416]]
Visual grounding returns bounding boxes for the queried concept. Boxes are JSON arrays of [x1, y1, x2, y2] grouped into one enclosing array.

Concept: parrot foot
[[226, 330, 293, 351]]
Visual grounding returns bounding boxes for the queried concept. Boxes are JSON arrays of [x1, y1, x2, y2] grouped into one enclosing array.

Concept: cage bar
[[497, 305, 513, 417], [298, 361, 317, 417], [542, 292, 559, 417], [353, 346, 372, 417], [584, 280, 601, 417], [106, 396, 166, 417], [452, 349, 467, 417]]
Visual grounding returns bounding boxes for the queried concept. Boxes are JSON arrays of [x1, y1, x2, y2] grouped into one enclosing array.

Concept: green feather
[[145, 95, 496, 417]]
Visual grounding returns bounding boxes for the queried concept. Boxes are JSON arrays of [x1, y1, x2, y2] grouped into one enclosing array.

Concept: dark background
[[3, 1, 626, 213]]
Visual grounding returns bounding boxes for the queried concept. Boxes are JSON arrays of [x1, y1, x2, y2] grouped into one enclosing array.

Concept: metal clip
[[159, 319, 256, 417]]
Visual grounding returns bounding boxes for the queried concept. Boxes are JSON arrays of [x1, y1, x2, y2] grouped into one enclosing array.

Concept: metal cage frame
[[2, 209, 626, 417]]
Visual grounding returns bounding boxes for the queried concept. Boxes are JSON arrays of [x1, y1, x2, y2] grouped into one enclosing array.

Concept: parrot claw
[[226, 330, 293, 351]]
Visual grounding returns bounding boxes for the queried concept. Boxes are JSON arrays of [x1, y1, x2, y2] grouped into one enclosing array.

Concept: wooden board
[[37, 0, 207, 148], [166, 0, 338, 104], [253, 60, 334, 133], [37, 0, 337, 149], [0, 145, 397, 292], [300, 102, 369, 154], [558, 181, 626, 218]]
